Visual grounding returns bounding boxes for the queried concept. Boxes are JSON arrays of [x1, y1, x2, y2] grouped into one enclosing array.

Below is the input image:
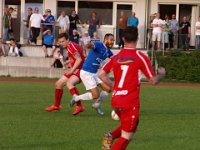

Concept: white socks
[[74, 92, 93, 102], [95, 91, 109, 103], [74, 91, 109, 102]]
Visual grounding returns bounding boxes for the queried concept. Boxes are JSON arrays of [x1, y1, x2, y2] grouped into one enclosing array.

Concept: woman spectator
[[57, 11, 70, 34], [69, 10, 82, 36], [163, 17, 173, 49]]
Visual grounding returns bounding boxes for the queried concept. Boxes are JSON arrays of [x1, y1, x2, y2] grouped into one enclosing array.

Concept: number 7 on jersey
[[118, 65, 129, 88]]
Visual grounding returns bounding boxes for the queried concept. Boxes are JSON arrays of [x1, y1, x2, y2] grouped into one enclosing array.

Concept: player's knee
[[55, 80, 63, 89], [66, 81, 73, 89], [121, 130, 133, 141]]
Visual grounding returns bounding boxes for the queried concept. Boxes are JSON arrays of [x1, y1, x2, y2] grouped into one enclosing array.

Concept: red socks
[[69, 88, 82, 107], [111, 126, 121, 139], [111, 137, 129, 150], [54, 89, 63, 106]]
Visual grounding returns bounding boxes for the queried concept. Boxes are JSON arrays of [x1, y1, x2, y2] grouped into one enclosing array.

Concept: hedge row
[[151, 50, 200, 83]]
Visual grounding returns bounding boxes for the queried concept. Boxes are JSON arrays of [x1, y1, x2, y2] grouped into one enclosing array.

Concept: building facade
[[0, 0, 200, 48]]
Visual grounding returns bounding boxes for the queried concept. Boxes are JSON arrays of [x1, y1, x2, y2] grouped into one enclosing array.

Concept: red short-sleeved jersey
[[66, 42, 85, 70], [102, 48, 155, 109]]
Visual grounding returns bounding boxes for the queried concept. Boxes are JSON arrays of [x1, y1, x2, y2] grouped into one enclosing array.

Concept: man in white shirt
[[152, 13, 164, 51], [29, 7, 44, 45], [195, 16, 200, 49], [57, 11, 70, 33]]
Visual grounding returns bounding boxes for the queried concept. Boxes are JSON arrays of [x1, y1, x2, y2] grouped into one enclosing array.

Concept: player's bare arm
[[98, 70, 114, 88], [150, 67, 166, 85], [67, 53, 82, 75]]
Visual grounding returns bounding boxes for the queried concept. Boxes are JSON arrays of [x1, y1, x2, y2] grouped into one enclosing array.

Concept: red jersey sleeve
[[136, 51, 155, 79], [102, 57, 113, 73], [68, 42, 80, 56]]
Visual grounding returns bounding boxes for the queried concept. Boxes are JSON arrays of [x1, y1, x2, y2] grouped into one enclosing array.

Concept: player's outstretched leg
[[92, 91, 109, 115], [45, 76, 67, 112]]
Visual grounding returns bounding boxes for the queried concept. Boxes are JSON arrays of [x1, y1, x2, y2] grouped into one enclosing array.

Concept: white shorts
[[80, 70, 103, 90], [152, 32, 162, 42]]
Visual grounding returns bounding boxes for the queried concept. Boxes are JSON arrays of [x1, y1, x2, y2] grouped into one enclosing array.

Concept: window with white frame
[[78, 1, 113, 25]]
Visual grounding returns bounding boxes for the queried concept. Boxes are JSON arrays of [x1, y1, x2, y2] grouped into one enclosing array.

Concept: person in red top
[[99, 26, 166, 150], [45, 33, 85, 115]]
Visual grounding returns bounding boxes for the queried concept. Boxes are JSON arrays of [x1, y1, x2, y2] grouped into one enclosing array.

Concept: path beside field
[[0, 77, 200, 87]]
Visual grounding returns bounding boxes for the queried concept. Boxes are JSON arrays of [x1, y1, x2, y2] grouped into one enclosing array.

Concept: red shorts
[[64, 69, 81, 79], [115, 105, 139, 133]]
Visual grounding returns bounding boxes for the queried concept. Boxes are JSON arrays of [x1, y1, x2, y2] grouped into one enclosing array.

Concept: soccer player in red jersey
[[99, 26, 166, 150], [45, 33, 85, 115]]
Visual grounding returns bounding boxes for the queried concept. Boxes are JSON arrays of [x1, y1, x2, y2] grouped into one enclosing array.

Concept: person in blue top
[[128, 12, 139, 27], [44, 9, 55, 31], [163, 17, 173, 49], [70, 33, 114, 115], [42, 29, 56, 57]]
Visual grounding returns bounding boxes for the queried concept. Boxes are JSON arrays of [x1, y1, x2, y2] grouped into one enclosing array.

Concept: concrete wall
[[0, 0, 3, 39], [0, 57, 63, 78]]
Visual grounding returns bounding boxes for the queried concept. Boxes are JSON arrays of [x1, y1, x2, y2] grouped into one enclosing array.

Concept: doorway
[[5, 0, 21, 42], [159, 4, 176, 19], [115, 4, 132, 46]]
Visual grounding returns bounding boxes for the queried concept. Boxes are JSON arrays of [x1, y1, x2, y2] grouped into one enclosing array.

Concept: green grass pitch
[[0, 81, 200, 150]]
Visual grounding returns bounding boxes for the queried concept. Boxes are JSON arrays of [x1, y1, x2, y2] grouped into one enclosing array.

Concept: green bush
[[150, 50, 200, 83]]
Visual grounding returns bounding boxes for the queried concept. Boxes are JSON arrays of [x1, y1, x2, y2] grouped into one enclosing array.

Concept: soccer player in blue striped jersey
[[70, 33, 114, 115]]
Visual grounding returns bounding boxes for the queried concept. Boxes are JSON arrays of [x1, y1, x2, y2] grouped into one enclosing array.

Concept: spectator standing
[[179, 16, 191, 50], [42, 29, 56, 57], [29, 7, 44, 45], [163, 17, 173, 49], [127, 12, 139, 27], [42, 9, 49, 32], [152, 13, 164, 51], [171, 14, 179, 49], [57, 11, 70, 34], [118, 11, 128, 48], [69, 10, 82, 36], [87, 11, 100, 38], [24, 7, 33, 44], [195, 16, 200, 49], [44, 9, 55, 32], [2, 8, 12, 42], [80, 31, 91, 56], [70, 29, 81, 44]]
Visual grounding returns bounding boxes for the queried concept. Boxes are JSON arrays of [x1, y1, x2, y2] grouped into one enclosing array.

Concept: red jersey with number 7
[[102, 48, 155, 109]]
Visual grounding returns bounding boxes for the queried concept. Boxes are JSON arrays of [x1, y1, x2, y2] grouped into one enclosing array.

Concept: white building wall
[[135, 0, 147, 48], [44, 0, 58, 18], [0, 0, 4, 38]]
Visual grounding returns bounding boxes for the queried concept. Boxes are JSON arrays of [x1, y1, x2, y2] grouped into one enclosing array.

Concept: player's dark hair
[[104, 33, 114, 40], [123, 26, 138, 43], [57, 33, 69, 40]]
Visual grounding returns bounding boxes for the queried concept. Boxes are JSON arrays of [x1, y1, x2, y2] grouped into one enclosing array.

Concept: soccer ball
[[111, 110, 119, 121]]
